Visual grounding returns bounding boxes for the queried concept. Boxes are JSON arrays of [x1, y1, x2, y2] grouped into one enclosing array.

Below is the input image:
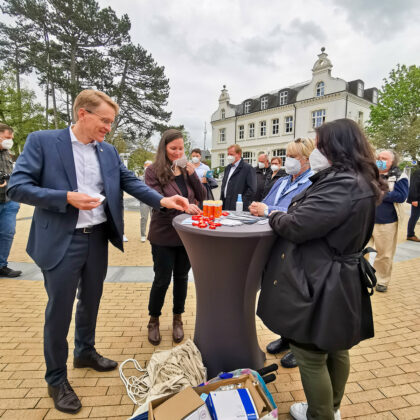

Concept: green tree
[[0, 69, 48, 154], [128, 148, 155, 175], [106, 43, 171, 142], [367, 64, 420, 160]]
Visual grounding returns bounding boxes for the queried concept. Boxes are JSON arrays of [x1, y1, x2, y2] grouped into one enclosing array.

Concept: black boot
[[266, 337, 290, 354]]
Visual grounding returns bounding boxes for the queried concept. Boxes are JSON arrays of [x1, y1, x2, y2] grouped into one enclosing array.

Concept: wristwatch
[[264, 207, 269, 217]]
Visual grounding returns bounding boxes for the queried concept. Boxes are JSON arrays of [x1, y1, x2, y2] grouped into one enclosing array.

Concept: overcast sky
[[14, 0, 420, 148]]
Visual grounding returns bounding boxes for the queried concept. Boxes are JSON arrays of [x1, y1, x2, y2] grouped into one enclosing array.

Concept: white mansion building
[[210, 48, 378, 168]]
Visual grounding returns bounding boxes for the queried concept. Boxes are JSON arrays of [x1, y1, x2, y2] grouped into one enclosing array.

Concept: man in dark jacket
[[254, 152, 272, 201], [407, 164, 420, 242], [220, 144, 257, 210], [368, 150, 409, 292]]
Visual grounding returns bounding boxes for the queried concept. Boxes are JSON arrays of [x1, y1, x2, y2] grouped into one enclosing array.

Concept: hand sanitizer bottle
[[236, 194, 243, 212]]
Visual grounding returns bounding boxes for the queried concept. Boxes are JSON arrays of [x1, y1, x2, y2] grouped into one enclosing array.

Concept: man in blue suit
[[7, 89, 188, 414]]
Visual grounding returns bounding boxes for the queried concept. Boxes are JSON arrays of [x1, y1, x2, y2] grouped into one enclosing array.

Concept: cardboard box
[[149, 374, 273, 419], [150, 386, 209, 420]]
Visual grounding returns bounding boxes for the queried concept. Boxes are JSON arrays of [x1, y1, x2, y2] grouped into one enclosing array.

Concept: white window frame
[[219, 153, 225, 167], [284, 116, 293, 134], [272, 118, 279, 135], [272, 148, 286, 166], [279, 91, 288, 105], [357, 82, 364, 97], [249, 123, 255, 138], [221, 108, 225, 119], [238, 125, 244, 140], [260, 121, 267, 136], [244, 101, 251, 114], [219, 128, 226, 143], [316, 81, 325, 97], [243, 151, 253, 165], [372, 90, 378, 104], [261, 96, 268, 110], [312, 109, 326, 128]]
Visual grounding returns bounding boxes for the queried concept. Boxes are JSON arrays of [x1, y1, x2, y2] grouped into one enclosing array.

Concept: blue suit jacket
[[7, 128, 163, 270]]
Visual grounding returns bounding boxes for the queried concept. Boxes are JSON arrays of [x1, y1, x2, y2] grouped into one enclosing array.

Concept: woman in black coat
[[257, 119, 387, 420]]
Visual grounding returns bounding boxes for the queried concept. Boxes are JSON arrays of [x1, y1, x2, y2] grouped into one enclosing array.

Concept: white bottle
[[236, 194, 243, 212]]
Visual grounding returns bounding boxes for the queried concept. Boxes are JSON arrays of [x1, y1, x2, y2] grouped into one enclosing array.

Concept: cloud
[[333, 0, 420, 41]]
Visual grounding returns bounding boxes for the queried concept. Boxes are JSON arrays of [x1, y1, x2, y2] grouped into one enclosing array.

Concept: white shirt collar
[[69, 126, 97, 146]]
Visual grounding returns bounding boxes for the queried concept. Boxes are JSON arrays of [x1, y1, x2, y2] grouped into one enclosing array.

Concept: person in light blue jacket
[[249, 138, 315, 217], [249, 137, 315, 370]]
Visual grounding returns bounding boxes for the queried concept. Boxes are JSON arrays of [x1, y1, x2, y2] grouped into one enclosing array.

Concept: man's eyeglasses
[[85, 109, 114, 126]]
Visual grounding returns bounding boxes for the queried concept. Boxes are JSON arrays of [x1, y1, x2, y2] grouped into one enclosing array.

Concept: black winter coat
[[220, 159, 257, 210], [262, 169, 287, 199], [257, 168, 376, 351], [407, 167, 420, 203], [254, 166, 272, 202]]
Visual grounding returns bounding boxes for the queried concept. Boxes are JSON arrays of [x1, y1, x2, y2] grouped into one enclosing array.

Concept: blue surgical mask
[[376, 160, 387, 170]]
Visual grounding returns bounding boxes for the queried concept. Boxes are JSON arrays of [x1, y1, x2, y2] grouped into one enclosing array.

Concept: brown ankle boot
[[173, 314, 184, 343], [147, 316, 161, 346]]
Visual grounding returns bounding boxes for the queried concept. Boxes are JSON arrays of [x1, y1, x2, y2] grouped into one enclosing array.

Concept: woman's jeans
[[0, 200, 20, 267], [290, 342, 350, 420], [148, 244, 190, 317], [407, 205, 420, 237]]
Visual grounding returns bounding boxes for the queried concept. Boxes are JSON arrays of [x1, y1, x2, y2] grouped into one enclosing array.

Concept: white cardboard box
[[206, 388, 258, 420]]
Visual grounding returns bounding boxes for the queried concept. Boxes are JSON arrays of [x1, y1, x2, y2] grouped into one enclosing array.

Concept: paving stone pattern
[[0, 255, 419, 419]]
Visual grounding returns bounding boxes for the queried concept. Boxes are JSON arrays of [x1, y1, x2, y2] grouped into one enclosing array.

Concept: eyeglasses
[[85, 109, 114, 126]]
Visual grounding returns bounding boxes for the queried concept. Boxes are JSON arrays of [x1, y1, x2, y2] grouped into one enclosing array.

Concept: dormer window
[[372, 90, 378, 104], [357, 82, 364, 97], [279, 91, 288, 105], [316, 81, 325, 97], [244, 101, 251, 114], [221, 108, 225, 119], [261, 96, 268, 110]]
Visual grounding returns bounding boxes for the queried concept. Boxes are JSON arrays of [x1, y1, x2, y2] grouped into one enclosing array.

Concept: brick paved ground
[[1, 205, 419, 419]]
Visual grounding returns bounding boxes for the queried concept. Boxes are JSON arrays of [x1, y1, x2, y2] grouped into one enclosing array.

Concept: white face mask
[[173, 155, 188, 168], [271, 164, 279, 172], [191, 156, 200, 164], [309, 148, 331, 172], [258, 162, 265, 169], [285, 157, 301, 175], [226, 155, 235, 165], [1, 139, 13, 150]]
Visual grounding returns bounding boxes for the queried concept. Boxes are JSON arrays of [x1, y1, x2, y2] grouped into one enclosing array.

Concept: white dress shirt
[[224, 158, 241, 198], [69, 127, 107, 228]]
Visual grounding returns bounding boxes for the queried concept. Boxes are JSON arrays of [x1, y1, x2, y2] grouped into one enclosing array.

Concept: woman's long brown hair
[[153, 129, 185, 186]]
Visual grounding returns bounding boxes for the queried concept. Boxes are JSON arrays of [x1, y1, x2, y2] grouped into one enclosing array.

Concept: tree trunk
[[51, 80, 58, 129], [45, 82, 49, 129], [70, 42, 77, 123], [107, 59, 129, 142]]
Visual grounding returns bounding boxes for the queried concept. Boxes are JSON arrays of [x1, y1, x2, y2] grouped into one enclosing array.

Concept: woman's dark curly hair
[[316, 118, 388, 203]]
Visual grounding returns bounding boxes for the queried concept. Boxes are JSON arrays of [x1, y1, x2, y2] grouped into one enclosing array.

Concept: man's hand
[[67, 192, 101, 210], [160, 195, 189, 212], [412, 201, 418, 207], [185, 203, 201, 215]]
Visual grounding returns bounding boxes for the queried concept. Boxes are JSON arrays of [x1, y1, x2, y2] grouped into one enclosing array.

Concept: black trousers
[[148, 244, 190, 317], [42, 225, 108, 386]]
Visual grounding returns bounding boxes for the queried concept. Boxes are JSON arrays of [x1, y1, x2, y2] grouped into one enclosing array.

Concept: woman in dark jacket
[[145, 129, 206, 346], [261, 156, 286, 198], [407, 164, 420, 241], [257, 119, 387, 420]]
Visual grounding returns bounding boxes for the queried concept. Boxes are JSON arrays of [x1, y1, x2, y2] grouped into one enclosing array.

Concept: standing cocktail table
[[173, 214, 276, 378]]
